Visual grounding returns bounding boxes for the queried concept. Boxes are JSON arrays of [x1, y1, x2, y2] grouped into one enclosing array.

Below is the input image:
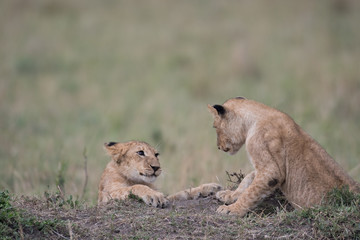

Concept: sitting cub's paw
[[198, 183, 223, 197], [217, 205, 247, 217], [216, 205, 232, 214], [140, 191, 169, 208], [216, 190, 236, 204]]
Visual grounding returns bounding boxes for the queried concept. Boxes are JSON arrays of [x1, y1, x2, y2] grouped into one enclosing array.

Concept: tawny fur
[[167, 183, 223, 201], [98, 141, 222, 207], [208, 97, 360, 216]]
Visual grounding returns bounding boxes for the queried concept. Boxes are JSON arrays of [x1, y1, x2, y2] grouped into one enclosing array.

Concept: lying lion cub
[[208, 97, 360, 216], [98, 141, 222, 207]]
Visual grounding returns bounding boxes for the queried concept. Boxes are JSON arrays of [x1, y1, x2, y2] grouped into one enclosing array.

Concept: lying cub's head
[[104, 141, 161, 184], [208, 97, 247, 155]]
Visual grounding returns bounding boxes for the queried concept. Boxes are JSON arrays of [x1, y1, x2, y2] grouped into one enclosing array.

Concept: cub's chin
[[229, 149, 239, 156], [228, 145, 241, 155], [139, 174, 157, 183]]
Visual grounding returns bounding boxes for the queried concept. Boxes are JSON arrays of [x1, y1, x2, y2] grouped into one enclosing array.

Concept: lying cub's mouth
[[140, 172, 157, 177]]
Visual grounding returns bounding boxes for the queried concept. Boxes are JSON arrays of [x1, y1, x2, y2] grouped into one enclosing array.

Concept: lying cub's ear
[[104, 142, 126, 164], [105, 142, 118, 147], [104, 142, 118, 156], [104, 141, 118, 151], [207, 104, 226, 117]]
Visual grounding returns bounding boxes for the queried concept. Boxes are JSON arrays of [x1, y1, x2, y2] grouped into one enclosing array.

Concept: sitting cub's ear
[[104, 142, 125, 164], [207, 104, 226, 117], [235, 96, 246, 100]]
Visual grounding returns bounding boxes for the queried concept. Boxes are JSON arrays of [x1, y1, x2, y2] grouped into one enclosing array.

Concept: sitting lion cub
[[208, 97, 360, 216], [98, 141, 222, 207]]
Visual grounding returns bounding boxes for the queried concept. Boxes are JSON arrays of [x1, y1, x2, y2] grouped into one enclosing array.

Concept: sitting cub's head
[[208, 97, 247, 155], [104, 141, 161, 184]]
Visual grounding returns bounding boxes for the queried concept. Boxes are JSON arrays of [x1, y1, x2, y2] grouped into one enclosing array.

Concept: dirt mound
[[2, 189, 359, 239], [5, 191, 287, 239]]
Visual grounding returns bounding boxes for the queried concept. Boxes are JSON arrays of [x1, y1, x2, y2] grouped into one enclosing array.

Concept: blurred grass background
[[1, 0, 359, 203]]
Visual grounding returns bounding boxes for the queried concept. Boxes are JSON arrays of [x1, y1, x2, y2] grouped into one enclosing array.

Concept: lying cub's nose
[[151, 166, 160, 172]]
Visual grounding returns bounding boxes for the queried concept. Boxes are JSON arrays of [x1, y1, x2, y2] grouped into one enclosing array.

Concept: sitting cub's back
[[242, 100, 359, 206], [270, 108, 359, 206]]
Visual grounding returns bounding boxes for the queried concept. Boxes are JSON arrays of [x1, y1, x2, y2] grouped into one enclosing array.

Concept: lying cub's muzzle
[[151, 166, 160, 172]]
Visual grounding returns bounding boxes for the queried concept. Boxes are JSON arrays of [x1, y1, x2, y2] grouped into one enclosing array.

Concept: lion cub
[[98, 141, 222, 207], [208, 97, 360, 216]]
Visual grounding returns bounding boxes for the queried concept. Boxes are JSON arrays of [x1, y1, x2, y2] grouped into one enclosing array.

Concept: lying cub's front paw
[[141, 192, 169, 208], [198, 183, 223, 197], [216, 190, 234, 204]]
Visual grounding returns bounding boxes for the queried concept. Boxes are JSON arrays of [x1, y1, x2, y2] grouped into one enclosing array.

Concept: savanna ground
[[1, 0, 360, 239], [1, 185, 360, 239]]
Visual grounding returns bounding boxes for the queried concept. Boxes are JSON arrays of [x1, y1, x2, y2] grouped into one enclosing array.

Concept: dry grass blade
[[67, 220, 73, 240], [81, 147, 89, 200]]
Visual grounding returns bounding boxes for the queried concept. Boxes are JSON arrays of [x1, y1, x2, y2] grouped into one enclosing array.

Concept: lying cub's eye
[[155, 153, 160, 158], [137, 150, 145, 156]]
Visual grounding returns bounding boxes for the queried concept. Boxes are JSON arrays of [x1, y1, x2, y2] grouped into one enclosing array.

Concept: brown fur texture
[[208, 97, 360, 216], [98, 141, 222, 207]]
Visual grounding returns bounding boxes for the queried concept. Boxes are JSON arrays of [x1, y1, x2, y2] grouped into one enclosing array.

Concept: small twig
[[81, 147, 89, 200], [50, 228, 69, 240], [225, 171, 232, 182], [226, 170, 244, 184]]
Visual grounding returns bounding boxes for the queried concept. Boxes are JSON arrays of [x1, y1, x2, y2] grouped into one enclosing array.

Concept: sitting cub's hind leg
[[216, 171, 255, 205], [167, 183, 223, 201]]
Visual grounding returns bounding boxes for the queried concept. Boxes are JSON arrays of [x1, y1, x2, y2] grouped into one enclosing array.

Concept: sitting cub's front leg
[[217, 173, 277, 216], [216, 171, 255, 205], [167, 183, 223, 201]]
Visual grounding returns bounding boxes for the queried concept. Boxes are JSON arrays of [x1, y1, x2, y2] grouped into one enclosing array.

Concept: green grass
[[280, 187, 360, 239], [0, 190, 68, 239], [0, 0, 359, 202]]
